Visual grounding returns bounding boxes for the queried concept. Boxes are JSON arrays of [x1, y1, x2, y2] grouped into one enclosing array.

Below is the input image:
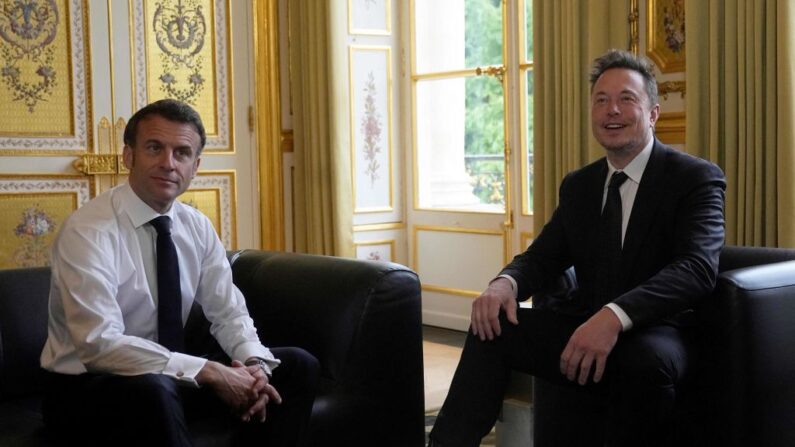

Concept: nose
[[158, 149, 177, 170], [606, 99, 620, 116]]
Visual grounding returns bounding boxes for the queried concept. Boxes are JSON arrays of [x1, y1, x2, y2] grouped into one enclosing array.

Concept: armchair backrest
[[0, 267, 51, 400]]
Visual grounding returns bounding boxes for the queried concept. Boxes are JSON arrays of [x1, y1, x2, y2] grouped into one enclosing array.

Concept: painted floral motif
[[153, 0, 206, 104], [0, 0, 60, 112], [366, 250, 381, 261], [13, 204, 56, 267], [662, 0, 685, 53], [361, 71, 382, 187]]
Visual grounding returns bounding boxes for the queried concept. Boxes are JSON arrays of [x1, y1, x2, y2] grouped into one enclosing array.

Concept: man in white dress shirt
[[40, 99, 319, 446]]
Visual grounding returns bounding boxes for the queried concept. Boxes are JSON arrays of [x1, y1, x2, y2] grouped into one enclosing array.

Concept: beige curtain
[[686, 0, 795, 247], [288, 0, 353, 256], [533, 0, 630, 233]]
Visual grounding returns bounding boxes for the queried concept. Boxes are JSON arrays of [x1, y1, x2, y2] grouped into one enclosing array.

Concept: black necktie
[[150, 216, 184, 352], [595, 171, 629, 308]]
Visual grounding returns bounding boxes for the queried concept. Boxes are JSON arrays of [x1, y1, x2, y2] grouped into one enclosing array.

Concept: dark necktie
[[594, 171, 629, 308], [150, 216, 184, 352]]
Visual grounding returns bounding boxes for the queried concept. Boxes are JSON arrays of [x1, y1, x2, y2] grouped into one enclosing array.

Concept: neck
[[605, 137, 652, 170]]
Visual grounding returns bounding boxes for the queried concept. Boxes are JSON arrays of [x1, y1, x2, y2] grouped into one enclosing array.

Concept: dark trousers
[[429, 308, 695, 447], [42, 347, 319, 447]]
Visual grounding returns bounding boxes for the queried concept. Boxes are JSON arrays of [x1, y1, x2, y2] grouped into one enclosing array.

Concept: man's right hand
[[196, 360, 260, 420], [471, 277, 519, 341]]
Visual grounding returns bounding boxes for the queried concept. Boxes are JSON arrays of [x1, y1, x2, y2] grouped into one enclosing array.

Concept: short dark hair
[[589, 49, 658, 106], [123, 99, 206, 154]]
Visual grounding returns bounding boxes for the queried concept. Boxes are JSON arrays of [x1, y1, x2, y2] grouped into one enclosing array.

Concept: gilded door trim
[[253, 0, 284, 250]]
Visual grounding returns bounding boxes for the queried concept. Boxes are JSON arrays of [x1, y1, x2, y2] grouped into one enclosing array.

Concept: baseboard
[[422, 310, 471, 332]]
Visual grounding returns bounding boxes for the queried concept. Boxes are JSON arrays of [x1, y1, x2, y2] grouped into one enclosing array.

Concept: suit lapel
[[584, 161, 610, 257], [621, 141, 668, 271]]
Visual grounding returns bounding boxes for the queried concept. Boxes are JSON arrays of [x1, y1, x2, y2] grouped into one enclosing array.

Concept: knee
[[121, 374, 182, 408], [274, 347, 320, 386], [613, 349, 681, 389]]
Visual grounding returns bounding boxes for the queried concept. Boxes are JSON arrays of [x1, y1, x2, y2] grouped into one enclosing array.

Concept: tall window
[[412, 0, 534, 215]]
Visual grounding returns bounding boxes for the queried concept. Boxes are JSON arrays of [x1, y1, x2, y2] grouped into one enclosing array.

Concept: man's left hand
[[559, 307, 622, 385], [237, 360, 282, 423]]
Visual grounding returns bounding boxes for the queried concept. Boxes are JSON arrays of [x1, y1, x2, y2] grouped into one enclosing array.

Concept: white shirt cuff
[[491, 274, 518, 300], [163, 353, 208, 387], [604, 303, 633, 331]]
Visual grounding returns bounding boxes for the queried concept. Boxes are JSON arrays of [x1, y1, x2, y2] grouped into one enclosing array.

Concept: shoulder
[[58, 189, 119, 239], [652, 142, 726, 187], [51, 190, 123, 267], [559, 158, 606, 192]]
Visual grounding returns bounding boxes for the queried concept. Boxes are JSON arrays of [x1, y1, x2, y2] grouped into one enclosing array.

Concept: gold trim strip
[[353, 222, 406, 232], [628, 0, 639, 54], [655, 112, 685, 145], [412, 68, 481, 81], [254, 0, 285, 250], [107, 0, 117, 127]]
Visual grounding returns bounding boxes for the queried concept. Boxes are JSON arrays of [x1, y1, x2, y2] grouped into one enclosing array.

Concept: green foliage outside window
[[462, 0, 534, 211]]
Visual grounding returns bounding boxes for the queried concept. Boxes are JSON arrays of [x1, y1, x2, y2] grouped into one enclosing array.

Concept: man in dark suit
[[428, 49, 726, 447]]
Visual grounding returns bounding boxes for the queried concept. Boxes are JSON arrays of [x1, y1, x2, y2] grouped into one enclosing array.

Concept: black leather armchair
[[530, 245, 795, 447], [0, 250, 425, 446]]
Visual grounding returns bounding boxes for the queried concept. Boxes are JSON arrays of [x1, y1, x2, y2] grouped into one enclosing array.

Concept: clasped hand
[[201, 360, 282, 423]]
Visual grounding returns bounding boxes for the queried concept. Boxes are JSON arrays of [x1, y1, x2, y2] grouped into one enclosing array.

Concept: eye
[[175, 147, 193, 160]]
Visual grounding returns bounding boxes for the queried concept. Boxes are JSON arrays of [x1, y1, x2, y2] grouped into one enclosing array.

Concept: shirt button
[[176, 371, 184, 378]]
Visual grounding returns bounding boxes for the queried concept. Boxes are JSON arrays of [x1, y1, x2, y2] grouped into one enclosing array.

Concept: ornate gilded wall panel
[[131, 0, 233, 152], [0, 176, 91, 268], [0, 0, 92, 154], [178, 170, 236, 249]]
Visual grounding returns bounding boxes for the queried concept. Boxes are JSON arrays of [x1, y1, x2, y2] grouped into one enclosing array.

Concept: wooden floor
[[422, 325, 466, 412]]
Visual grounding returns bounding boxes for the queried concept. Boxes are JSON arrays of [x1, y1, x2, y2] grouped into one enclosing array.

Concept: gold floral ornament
[[0, 0, 59, 113], [13, 204, 56, 267], [153, 0, 206, 104]]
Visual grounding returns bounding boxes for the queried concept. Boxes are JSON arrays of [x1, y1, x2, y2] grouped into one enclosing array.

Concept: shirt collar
[[119, 183, 176, 229], [606, 137, 654, 184]]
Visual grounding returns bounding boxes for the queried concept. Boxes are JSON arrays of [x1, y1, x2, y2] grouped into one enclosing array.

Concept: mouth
[[152, 176, 178, 186], [603, 123, 626, 130]]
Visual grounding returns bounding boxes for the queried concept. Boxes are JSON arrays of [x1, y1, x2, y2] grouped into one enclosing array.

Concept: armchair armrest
[[229, 250, 425, 446], [714, 260, 795, 447]]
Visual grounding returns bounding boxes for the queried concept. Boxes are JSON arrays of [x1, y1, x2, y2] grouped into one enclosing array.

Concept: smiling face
[[591, 68, 660, 162], [122, 115, 201, 213]]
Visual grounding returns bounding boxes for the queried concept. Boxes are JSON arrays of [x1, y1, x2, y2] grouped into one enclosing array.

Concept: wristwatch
[[244, 357, 271, 377]]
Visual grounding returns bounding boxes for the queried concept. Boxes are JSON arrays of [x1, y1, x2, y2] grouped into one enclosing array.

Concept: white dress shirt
[[499, 137, 655, 331], [41, 183, 279, 386]]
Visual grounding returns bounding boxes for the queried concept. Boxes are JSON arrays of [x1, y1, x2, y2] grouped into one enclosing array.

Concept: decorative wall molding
[[0, 175, 92, 268], [132, 0, 232, 151], [0, 0, 92, 154], [181, 170, 237, 249]]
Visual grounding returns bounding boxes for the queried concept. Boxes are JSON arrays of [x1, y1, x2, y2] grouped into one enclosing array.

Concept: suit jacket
[[501, 140, 726, 328]]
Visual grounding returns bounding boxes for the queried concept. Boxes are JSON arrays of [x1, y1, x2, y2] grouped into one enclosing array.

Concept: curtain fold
[[288, 0, 353, 256], [686, 0, 794, 247], [533, 0, 629, 234]]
